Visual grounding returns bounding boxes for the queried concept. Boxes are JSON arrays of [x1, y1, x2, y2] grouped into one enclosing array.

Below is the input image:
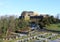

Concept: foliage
[[0, 14, 60, 38], [0, 15, 30, 38], [38, 15, 60, 29]]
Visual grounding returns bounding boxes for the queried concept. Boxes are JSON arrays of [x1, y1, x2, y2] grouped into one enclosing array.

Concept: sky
[[0, 0, 60, 16]]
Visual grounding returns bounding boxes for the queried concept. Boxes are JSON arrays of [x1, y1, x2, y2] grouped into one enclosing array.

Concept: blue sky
[[0, 0, 60, 16]]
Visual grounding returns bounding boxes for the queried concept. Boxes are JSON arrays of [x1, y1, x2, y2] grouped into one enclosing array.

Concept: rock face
[[21, 11, 39, 16], [20, 11, 39, 21], [19, 11, 44, 29]]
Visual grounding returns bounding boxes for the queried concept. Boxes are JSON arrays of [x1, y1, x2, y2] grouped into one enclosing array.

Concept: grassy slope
[[46, 23, 60, 31]]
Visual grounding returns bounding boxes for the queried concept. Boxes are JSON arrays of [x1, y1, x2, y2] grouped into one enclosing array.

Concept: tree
[[18, 19, 29, 30], [6, 16, 16, 37]]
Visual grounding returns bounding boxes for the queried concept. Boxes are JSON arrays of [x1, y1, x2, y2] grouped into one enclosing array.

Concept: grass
[[50, 35, 60, 40], [44, 33, 52, 38], [1, 31, 60, 42], [28, 39, 36, 42], [46, 23, 60, 31]]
